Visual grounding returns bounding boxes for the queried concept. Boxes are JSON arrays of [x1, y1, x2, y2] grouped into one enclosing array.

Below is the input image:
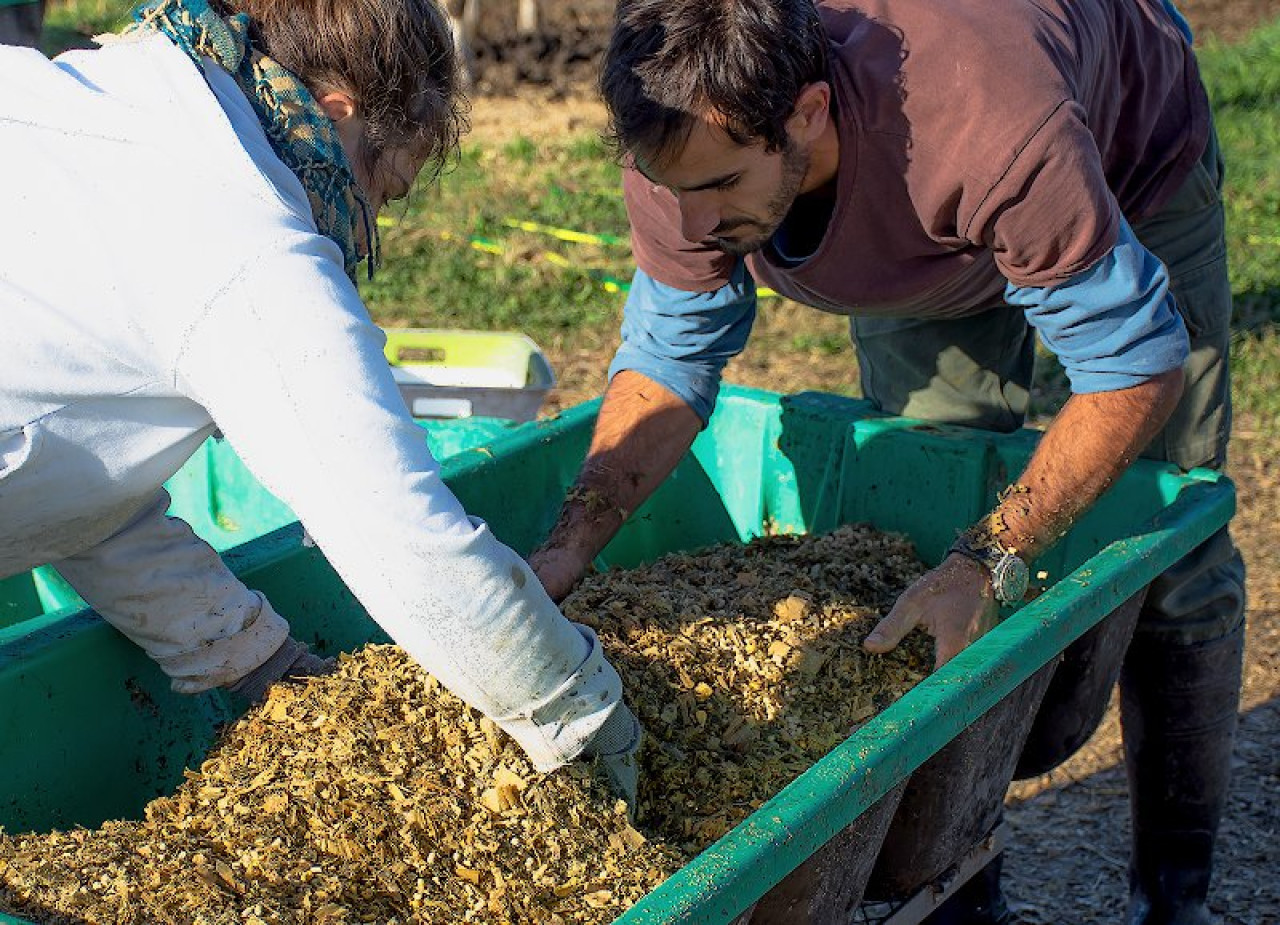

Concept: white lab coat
[[0, 34, 618, 771]]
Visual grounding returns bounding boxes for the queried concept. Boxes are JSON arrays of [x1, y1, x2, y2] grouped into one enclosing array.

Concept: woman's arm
[[173, 234, 629, 771]]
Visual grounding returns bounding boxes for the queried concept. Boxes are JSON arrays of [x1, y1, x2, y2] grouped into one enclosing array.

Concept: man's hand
[[863, 554, 999, 669], [529, 544, 592, 603], [863, 369, 1186, 670]]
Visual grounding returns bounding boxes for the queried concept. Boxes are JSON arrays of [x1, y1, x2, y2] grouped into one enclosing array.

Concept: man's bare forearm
[[536, 370, 702, 573], [975, 368, 1185, 563], [866, 368, 1186, 664]]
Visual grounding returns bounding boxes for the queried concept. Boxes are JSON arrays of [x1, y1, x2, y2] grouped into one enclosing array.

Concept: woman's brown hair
[[216, 0, 467, 182]]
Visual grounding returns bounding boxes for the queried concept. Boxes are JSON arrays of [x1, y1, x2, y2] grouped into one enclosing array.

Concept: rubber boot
[[1120, 622, 1244, 925], [922, 852, 1012, 925]]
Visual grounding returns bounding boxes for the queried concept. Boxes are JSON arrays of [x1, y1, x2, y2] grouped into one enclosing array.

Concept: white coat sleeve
[[53, 490, 291, 693], [171, 234, 622, 771]]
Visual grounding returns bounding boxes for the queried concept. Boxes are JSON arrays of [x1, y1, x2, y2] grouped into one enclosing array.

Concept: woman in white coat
[[0, 0, 638, 796]]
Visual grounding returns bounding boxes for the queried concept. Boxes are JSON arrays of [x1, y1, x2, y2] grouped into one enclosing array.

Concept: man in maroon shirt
[[530, 0, 1244, 922]]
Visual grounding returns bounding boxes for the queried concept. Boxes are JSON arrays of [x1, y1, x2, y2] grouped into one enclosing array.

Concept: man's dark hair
[[600, 0, 830, 168]]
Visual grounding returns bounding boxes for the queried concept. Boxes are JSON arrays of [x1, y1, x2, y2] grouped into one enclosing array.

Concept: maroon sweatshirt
[[624, 0, 1209, 318]]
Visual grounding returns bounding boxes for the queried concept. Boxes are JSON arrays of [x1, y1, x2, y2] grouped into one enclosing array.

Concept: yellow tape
[[501, 218, 623, 247], [437, 229, 504, 255], [373, 214, 780, 299]]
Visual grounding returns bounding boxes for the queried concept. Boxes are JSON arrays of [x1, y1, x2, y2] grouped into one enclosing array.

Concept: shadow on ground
[[1002, 694, 1277, 924]]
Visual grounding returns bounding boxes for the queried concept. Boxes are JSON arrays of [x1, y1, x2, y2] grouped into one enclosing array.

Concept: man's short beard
[[714, 141, 811, 257]]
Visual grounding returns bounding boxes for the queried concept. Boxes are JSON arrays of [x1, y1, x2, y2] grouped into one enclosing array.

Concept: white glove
[[582, 701, 643, 807], [224, 635, 335, 703]]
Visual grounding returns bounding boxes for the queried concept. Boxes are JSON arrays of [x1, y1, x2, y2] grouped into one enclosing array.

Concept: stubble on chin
[[714, 144, 812, 258], [714, 232, 770, 257]]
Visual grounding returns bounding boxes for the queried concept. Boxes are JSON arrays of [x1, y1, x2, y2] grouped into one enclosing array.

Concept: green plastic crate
[[0, 387, 1234, 925]]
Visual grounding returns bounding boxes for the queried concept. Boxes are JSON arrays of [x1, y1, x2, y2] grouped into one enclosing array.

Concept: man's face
[[636, 114, 813, 257]]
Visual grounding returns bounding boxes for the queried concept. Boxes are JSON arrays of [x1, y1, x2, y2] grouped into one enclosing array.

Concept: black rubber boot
[[922, 852, 1012, 925], [1120, 622, 1244, 925]]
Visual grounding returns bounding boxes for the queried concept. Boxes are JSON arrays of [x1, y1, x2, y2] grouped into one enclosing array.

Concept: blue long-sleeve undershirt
[[1005, 216, 1189, 393], [1162, 0, 1194, 43], [610, 217, 1189, 424], [608, 258, 757, 424]]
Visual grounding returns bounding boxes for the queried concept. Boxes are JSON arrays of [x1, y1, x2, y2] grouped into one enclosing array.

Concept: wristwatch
[[947, 531, 1030, 605]]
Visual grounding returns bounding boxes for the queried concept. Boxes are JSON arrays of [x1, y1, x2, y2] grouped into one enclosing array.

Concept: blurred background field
[[33, 2, 1280, 921], [41, 0, 1280, 418]]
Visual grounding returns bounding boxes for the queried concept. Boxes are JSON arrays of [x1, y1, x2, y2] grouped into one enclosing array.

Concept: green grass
[[42, 0, 129, 54], [35, 3, 1280, 428], [1196, 20, 1280, 433], [1231, 328, 1280, 426], [789, 331, 849, 356], [1199, 19, 1280, 333], [361, 139, 631, 337]]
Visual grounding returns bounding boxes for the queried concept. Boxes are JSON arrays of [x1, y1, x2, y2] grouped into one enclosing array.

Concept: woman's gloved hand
[[581, 701, 644, 808], [224, 636, 336, 704]]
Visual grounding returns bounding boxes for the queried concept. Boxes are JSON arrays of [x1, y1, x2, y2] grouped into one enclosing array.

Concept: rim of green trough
[[0, 394, 1234, 925], [610, 470, 1235, 925]]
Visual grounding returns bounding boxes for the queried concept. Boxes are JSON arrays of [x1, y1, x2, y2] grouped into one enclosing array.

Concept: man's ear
[[317, 90, 358, 125], [789, 82, 832, 145]]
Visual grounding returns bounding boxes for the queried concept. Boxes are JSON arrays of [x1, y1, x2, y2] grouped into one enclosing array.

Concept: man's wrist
[[943, 551, 997, 596], [947, 530, 1030, 605], [554, 483, 629, 554], [533, 485, 629, 591]]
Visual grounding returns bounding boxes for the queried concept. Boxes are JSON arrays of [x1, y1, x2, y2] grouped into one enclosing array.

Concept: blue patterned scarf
[[126, 0, 379, 283]]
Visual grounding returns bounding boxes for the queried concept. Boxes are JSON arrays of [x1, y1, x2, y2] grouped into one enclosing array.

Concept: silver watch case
[[989, 550, 1030, 604], [949, 537, 1031, 605]]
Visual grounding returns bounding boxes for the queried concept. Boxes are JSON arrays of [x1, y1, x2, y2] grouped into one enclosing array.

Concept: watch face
[[993, 553, 1030, 604]]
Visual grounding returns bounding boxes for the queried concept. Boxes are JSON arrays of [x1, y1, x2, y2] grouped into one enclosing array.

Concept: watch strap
[[947, 530, 1029, 604]]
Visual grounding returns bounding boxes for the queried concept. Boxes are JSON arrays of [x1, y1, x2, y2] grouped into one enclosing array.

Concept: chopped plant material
[[571, 524, 934, 853], [0, 524, 932, 924], [0, 646, 674, 925]]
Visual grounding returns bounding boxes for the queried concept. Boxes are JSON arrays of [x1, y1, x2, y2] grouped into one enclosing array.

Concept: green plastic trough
[[0, 386, 1235, 925], [0, 415, 523, 622]]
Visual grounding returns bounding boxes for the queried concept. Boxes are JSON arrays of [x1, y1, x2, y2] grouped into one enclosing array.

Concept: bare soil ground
[[471, 2, 1280, 919], [462, 0, 1280, 97], [463, 0, 614, 98]]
